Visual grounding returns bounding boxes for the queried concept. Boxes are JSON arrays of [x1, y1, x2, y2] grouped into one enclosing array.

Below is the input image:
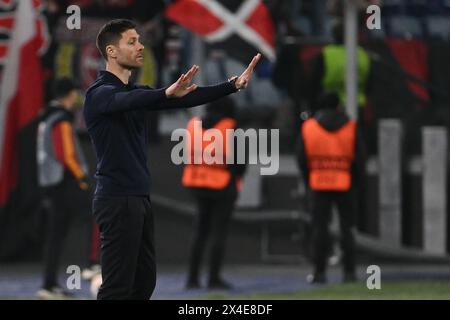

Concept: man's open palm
[[234, 53, 261, 90], [165, 65, 199, 98]]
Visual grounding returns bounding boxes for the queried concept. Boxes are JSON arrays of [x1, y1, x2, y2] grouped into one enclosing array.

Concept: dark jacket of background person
[[37, 102, 89, 188]]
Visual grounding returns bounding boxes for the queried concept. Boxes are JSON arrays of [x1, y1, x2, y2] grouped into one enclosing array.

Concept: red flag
[[165, 0, 275, 63], [385, 38, 429, 108], [0, 0, 47, 207]]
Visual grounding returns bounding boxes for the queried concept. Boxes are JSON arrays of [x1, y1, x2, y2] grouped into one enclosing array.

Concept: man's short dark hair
[[96, 19, 137, 60], [52, 77, 78, 99]]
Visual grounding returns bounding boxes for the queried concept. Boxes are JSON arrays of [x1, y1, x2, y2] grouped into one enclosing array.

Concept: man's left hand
[[233, 53, 261, 90]]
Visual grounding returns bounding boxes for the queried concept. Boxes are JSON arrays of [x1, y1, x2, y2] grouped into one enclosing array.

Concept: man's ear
[[106, 45, 116, 59]]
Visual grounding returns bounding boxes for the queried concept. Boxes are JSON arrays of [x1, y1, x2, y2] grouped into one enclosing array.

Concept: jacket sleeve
[[92, 82, 237, 114], [158, 82, 238, 110], [52, 121, 86, 181], [92, 85, 168, 114]]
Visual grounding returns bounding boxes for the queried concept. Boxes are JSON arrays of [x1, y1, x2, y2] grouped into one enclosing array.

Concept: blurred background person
[[182, 97, 247, 290], [36, 78, 90, 299], [297, 92, 365, 284], [309, 20, 371, 114]]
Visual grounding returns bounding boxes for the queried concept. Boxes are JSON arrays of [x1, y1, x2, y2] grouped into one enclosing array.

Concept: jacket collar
[[98, 70, 128, 87]]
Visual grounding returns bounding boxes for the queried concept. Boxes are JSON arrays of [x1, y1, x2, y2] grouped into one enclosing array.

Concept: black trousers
[[41, 174, 88, 289], [92, 195, 156, 300], [310, 190, 356, 274], [41, 185, 73, 289], [187, 190, 236, 284]]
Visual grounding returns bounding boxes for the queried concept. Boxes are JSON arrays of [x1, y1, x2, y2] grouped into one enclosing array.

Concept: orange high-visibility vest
[[302, 118, 356, 191], [182, 116, 236, 190]]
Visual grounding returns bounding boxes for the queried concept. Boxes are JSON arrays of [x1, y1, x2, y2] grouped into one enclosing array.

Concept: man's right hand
[[165, 65, 199, 98]]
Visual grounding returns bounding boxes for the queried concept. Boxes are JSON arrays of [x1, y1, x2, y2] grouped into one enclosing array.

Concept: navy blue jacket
[[83, 71, 237, 196]]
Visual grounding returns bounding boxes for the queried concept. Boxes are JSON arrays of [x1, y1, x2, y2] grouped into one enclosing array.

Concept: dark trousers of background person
[[310, 189, 356, 275], [41, 175, 80, 289], [187, 189, 237, 285], [93, 195, 156, 300]]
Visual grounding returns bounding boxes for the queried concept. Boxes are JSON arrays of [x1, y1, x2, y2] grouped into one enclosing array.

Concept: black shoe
[[306, 273, 327, 284], [208, 278, 233, 290], [343, 272, 357, 283]]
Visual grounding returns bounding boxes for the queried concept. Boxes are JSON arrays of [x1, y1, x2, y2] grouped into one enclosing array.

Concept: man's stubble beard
[[117, 56, 142, 70], [119, 62, 141, 71]]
